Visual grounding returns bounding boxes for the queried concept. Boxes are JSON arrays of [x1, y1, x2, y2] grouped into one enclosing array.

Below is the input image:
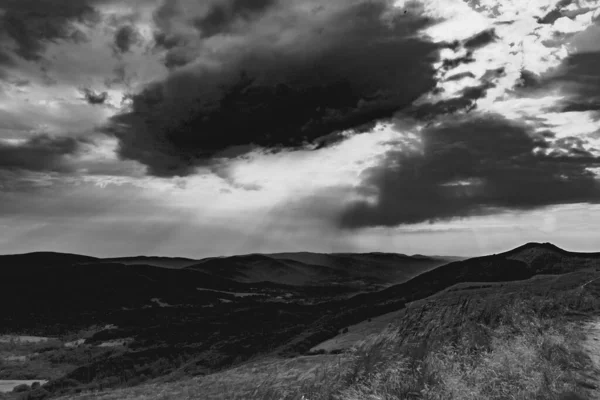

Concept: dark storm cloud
[[0, 0, 101, 62], [0, 49, 15, 67], [0, 134, 85, 173], [515, 70, 541, 89], [152, 0, 279, 52], [536, 0, 568, 25], [445, 72, 476, 82], [550, 51, 600, 112], [463, 29, 497, 50], [536, 0, 594, 25], [439, 52, 476, 72], [107, 1, 441, 177], [81, 88, 109, 105], [113, 25, 141, 54], [338, 113, 600, 228], [152, 0, 186, 53], [411, 81, 492, 119], [193, 0, 278, 38], [512, 50, 600, 111]]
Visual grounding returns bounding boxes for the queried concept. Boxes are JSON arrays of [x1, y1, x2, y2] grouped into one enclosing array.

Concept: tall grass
[[278, 291, 597, 400], [236, 314, 590, 400], [55, 283, 599, 400]]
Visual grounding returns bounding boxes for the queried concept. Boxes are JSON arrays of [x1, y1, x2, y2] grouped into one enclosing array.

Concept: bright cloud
[[0, 0, 599, 257]]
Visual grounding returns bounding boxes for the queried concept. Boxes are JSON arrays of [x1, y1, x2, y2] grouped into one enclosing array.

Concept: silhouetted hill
[[7, 251, 453, 288], [0, 252, 98, 281], [187, 254, 335, 286], [0, 250, 451, 289], [98, 256, 200, 269], [371, 242, 600, 303], [187, 252, 450, 287], [282, 242, 600, 355], [0, 251, 98, 266], [2, 242, 598, 398], [503, 242, 600, 271]]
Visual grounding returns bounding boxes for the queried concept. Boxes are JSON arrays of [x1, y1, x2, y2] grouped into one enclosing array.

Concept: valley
[[0, 243, 599, 399]]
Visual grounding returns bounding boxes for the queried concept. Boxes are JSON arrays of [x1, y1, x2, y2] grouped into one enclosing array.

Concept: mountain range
[[1, 243, 599, 398]]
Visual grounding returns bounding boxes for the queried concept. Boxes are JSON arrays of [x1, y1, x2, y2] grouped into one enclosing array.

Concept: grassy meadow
[[41, 268, 600, 400]]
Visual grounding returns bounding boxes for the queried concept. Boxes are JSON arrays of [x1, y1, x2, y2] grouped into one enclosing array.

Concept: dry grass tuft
[[54, 284, 599, 400]]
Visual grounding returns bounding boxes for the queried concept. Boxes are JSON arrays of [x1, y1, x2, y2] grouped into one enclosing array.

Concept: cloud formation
[[81, 88, 109, 105], [549, 51, 600, 112], [322, 0, 600, 230], [0, 0, 100, 62], [338, 113, 600, 228], [107, 0, 441, 177], [113, 25, 141, 54], [0, 134, 86, 173], [1, 0, 600, 258], [463, 29, 497, 50], [192, 0, 278, 39]]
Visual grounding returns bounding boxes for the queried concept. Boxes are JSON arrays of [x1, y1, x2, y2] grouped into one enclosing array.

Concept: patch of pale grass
[[424, 333, 576, 399], [328, 314, 589, 400], [56, 317, 590, 400], [54, 355, 351, 400], [55, 291, 598, 400]]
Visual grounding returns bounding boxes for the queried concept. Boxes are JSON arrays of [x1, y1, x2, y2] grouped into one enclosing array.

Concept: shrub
[[21, 388, 50, 400], [12, 384, 30, 393]]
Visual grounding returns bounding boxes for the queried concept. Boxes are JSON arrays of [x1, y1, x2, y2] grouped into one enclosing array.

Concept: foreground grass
[[333, 314, 591, 400], [47, 275, 599, 400], [322, 283, 598, 400], [37, 355, 347, 400]]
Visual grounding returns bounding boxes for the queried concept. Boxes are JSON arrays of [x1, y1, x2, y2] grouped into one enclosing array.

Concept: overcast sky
[[0, 0, 599, 258]]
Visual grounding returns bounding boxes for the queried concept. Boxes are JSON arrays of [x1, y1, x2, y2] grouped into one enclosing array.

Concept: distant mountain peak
[[229, 253, 275, 262], [501, 242, 563, 255], [520, 242, 562, 250]]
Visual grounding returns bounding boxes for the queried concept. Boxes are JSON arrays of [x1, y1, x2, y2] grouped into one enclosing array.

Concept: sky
[[0, 0, 600, 258]]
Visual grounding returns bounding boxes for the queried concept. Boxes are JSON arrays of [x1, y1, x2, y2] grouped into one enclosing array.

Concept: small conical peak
[[505, 242, 564, 254]]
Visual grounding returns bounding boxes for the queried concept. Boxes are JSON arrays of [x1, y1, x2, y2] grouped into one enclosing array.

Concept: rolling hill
[[186, 252, 452, 287], [95, 256, 199, 269], [280, 242, 600, 355], [24, 251, 458, 288], [1, 242, 599, 399]]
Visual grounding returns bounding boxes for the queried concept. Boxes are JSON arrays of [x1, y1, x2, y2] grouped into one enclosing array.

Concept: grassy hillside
[[0, 249, 449, 398], [1, 243, 599, 399], [95, 257, 199, 269], [276, 242, 600, 357], [35, 257, 600, 400], [186, 252, 450, 287]]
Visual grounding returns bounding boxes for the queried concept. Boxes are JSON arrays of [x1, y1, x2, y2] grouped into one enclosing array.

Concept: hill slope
[[29, 243, 600, 400], [1, 242, 598, 399], [186, 252, 452, 287], [96, 256, 199, 269], [281, 242, 600, 355], [362, 241, 600, 305]]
